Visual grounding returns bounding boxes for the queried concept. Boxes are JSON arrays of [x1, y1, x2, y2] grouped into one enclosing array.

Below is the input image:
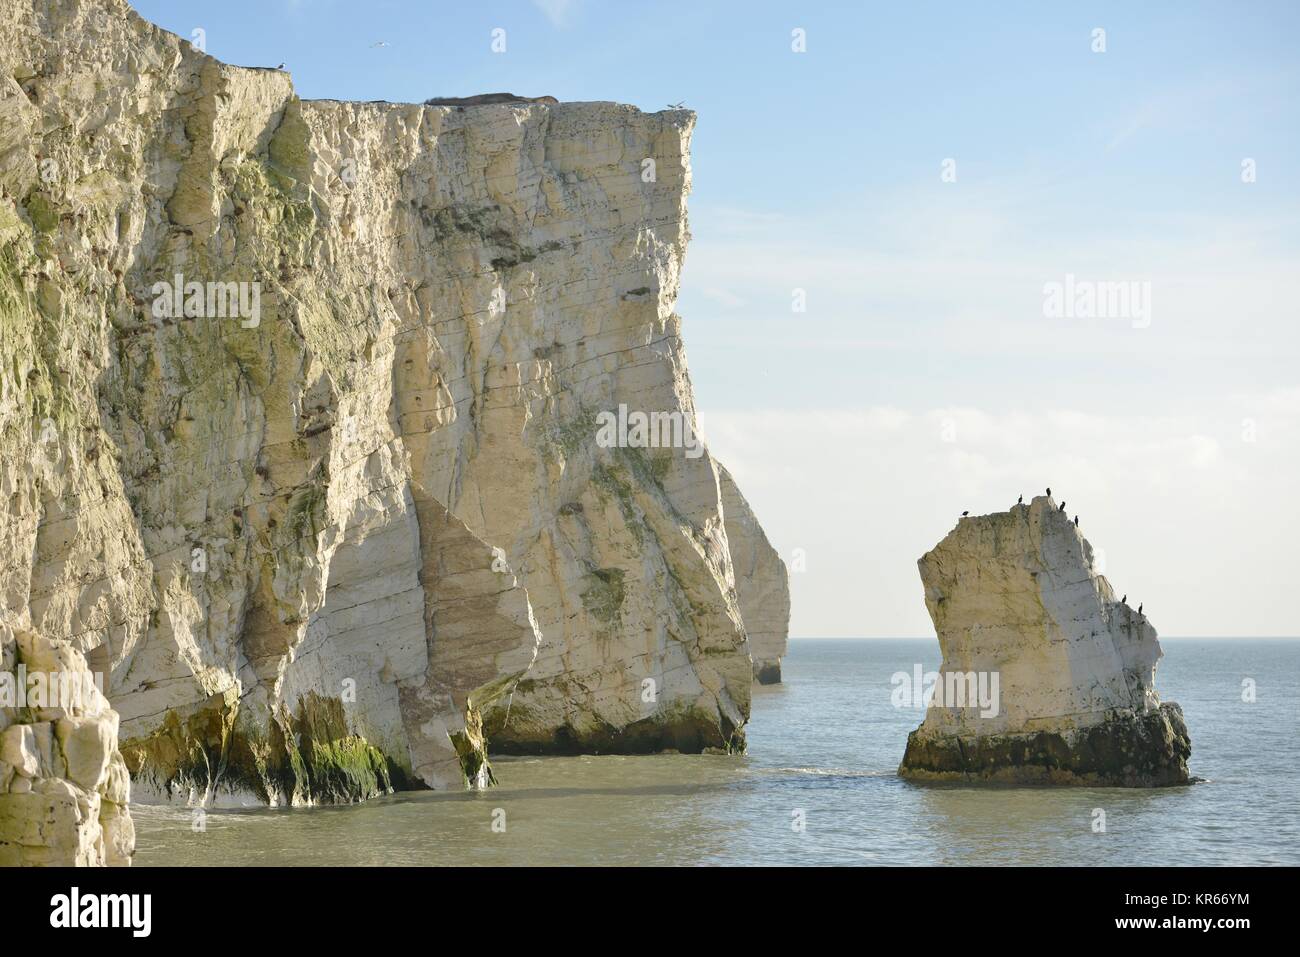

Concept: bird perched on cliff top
[[1018, 494, 1023, 504], [961, 510, 969, 517], [1059, 501, 1066, 511], [1046, 487, 1052, 496], [1139, 603, 1144, 614], [276, 63, 285, 70], [1122, 594, 1127, 603], [1074, 515, 1079, 526]]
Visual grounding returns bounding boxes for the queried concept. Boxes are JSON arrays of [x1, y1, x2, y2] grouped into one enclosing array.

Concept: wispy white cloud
[[532, 0, 577, 27], [1101, 70, 1280, 153], [701, 287, 746, 308], [705, 392, 1300, 639], [682, 191, 1300, 369]]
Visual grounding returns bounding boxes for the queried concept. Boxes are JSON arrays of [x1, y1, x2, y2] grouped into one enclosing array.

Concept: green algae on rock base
[[120, 691, 412, 806], [898, 702, 1192, 787], [485, 697, 745, 757]]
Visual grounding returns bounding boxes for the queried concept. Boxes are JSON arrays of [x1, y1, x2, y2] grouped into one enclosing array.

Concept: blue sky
[[132, 1, 1300, 636]]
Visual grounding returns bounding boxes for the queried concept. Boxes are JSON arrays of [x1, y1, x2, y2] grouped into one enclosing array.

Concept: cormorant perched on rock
[[1046, 487, 1051, 496], [1122, 594, 1127, 604], [1059, 501, 1066, 511], [961, 511, 969, 517], [1018, 494, 1023, 504], [1139, 603, 1144, 615], [1074, 515, 1079, 526]]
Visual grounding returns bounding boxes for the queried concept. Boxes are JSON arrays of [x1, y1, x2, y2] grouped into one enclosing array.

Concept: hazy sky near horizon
[[132, 1, 1300, 637]]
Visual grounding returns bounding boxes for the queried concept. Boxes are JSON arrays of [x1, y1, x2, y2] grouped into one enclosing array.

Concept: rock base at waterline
[[899, 702, 1191, 787]]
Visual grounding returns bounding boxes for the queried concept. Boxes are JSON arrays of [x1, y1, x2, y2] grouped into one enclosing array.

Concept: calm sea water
[[133, 639, 1300, 866]]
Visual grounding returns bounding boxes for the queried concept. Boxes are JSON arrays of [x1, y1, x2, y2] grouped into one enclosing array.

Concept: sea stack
[[899, 495, 1190, 786]]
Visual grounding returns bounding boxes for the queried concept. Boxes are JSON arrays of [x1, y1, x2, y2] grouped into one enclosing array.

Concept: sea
[[133, 638, 1300, 866]]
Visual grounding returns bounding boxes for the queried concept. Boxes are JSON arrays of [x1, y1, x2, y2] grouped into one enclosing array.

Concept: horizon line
[[788, 635, 1300, 640]]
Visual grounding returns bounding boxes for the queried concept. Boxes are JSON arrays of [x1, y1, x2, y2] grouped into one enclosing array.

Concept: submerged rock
[[899, 495, 1190, 786], [0, 0, 788, 812]]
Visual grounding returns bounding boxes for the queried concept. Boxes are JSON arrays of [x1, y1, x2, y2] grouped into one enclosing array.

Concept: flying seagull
[[371, 41, 391, 48], [668, 101, 686, 109]]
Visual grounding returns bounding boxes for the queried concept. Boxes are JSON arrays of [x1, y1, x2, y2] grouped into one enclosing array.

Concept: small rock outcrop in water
[[899, 495, 1190, 786], [0, 0, 789, 818], [1, 621, 134, 865]]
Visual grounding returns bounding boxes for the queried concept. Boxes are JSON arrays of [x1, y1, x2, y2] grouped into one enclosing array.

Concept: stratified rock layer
[[1, 620, 135, 865], [899, 495, 1190, 786], [0, 0, 788, 810]]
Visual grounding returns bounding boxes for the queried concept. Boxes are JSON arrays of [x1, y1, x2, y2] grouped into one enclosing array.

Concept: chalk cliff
[[719, 466, 788, 684], [1, 620, 134, 865], [0, 0, 788, 818], [899, 495, 1190, 786]]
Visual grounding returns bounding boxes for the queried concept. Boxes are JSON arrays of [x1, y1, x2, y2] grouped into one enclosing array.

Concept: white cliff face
[[1, 620, 134, 866], [0, 0, 788, 819], [900, 495, 1189, 786], [719, 466, 789, 683]]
